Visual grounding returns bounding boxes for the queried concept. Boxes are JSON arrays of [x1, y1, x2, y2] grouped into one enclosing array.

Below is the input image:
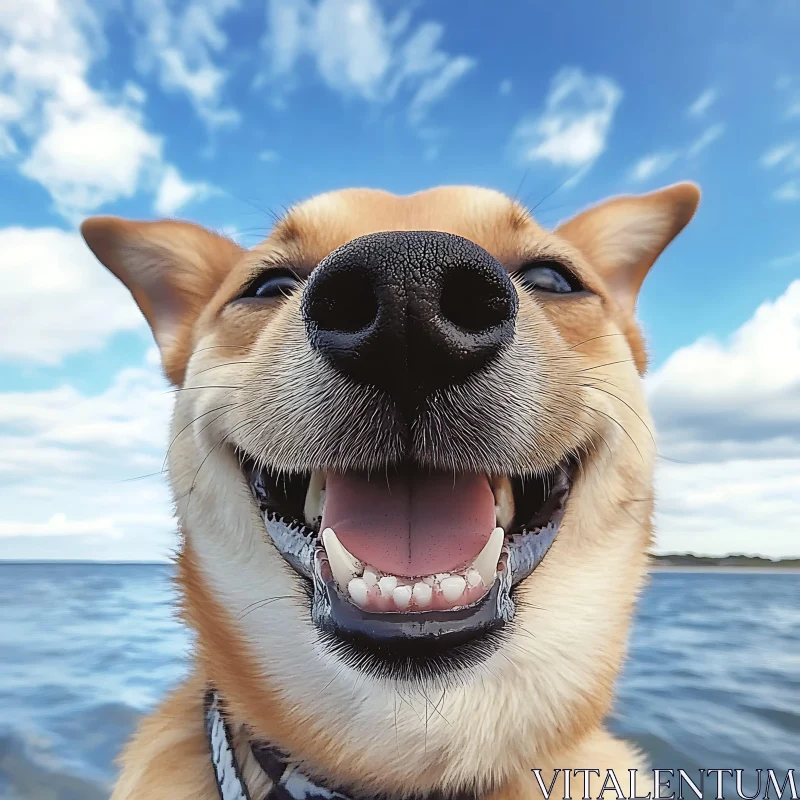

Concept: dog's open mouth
[[240, 456, 574, 670]]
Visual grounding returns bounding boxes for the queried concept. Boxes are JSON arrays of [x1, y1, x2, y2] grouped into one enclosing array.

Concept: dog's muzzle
[[239, 231, 573, 679]]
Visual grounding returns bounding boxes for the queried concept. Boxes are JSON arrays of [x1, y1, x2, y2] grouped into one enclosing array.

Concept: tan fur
[[83, 183, 699, 800]]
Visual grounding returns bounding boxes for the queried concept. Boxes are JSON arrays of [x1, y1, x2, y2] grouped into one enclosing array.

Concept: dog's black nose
[[302, 230, 517, 409]]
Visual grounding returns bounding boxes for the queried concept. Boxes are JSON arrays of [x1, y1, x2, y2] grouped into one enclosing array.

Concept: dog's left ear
[[81, 217, 243, 384], [555, 182, 700, 316]]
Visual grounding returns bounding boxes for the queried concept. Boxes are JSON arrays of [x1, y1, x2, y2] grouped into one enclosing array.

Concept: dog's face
[[83, 184, 698, 795]]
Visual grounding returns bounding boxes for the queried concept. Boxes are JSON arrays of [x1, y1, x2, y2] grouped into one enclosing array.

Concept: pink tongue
[[321, 471, 495, 577]]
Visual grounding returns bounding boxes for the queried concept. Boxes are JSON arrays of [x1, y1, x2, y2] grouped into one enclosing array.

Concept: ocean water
[[0, 564, 798, 799]]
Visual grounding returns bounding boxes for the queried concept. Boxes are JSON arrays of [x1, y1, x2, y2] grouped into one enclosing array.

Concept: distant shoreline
[[650, 554, 800, 569], [651, 565, 800, 574], [0, 559, 169, 566]]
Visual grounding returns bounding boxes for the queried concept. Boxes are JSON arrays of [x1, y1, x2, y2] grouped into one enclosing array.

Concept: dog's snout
[[302, 230, 517, 408]]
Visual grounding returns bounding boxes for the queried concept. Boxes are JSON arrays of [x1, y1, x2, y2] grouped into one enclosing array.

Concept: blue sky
[[1, 0, 799, 561]]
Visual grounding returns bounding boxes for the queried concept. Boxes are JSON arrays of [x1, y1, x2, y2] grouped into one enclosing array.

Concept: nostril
[[440, 268, 515, 334], [306, 269, 378, 333]]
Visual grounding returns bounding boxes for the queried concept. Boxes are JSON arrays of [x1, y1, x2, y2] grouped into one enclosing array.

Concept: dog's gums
[[242, 456, 573, 664]]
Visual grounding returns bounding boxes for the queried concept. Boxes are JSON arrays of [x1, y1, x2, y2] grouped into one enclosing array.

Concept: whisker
[[578, 359, 635, 373], [580, 402, 643, 462], [512, 167, 531, 205], [162, 403, 236, 473], [527, 169, 584, 214], [579, 382, 656, 447], [568, 332, 627, 351], [167, 384, 241, 394], [237, 595, 295, 620], [184, 417, 254, 512], [657, 454, 691, 465], [186, 361, 259, 380], [116, 470, 165, 483], [309, 665, 346, 703], [191, 345, 248, 356]]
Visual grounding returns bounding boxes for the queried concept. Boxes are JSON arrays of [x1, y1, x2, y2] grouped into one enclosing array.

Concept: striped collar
[[205, 689, 351, 800]]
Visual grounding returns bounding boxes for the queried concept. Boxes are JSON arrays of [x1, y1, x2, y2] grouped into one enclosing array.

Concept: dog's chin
[[238, 454, 575, 682]]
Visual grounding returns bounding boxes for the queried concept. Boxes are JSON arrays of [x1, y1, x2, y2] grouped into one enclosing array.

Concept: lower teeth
[[321, 526, 504, 612], [342, 565, 487, 611]]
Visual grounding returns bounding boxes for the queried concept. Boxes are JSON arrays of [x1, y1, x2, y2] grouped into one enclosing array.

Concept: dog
[[81, 182, 699, 800]]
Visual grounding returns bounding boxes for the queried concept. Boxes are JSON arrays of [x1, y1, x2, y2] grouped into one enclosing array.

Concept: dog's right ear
[[81, 217, 243, 385]]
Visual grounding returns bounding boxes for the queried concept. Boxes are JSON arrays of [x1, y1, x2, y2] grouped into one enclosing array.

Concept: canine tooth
[[348, 577, 369, 607], [471, 527, 504, 588], [378, 575, 398, 597], [440, 575, 467, 603], [393, 585, 412, 609], [362, 566, 379, 588], [492, 476, 514, 530], [465, 568, 482, 588], [413, 582, 432, 609], [304, 471, 326, 526], [322, 528, 361, 590]]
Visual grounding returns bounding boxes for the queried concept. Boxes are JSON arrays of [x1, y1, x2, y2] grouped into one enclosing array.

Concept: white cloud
[[0, 513, 122, 538], [499, 79, 512, 96], [132, 0, 241, 127], [629, 151, 680, 183], [0, 128, 17, 157], [653, 459, 800, 558], [769, 250, 800, 268], [258, 149, 280, 162], [260, 0, 475, 125], [154, 164, 215, 216], [761, 140, 800, 202], [628, 112, 724, 185], [0, 368, 172, 457], [687, 87, 717, 118], [686, 122, 725, 157], [20, 101, 163, 221], [775, 75, 800, 120], [648, 281, 800, 459], [760, 141, 799, 170], [648, 282, 800, 557], [0, 0, 211, 219], [0, 226, 145, 364], [0, 360, 177, 560], [510, 67, 622, 179], [407, 54, 475, 125], [774, 180, 800, 202]]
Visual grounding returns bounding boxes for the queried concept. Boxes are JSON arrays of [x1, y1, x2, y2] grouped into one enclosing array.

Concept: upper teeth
[[492, 475, 514, 530], [304, 470, 326, 526]]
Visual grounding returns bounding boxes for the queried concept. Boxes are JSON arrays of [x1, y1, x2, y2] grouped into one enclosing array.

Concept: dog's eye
[[239, 268, 301, 300], [517, 261, 582, 294]]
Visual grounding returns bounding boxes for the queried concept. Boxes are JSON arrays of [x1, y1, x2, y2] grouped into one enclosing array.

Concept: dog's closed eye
[[517, 260, 585, 294], [237, 267, 303, 301]]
